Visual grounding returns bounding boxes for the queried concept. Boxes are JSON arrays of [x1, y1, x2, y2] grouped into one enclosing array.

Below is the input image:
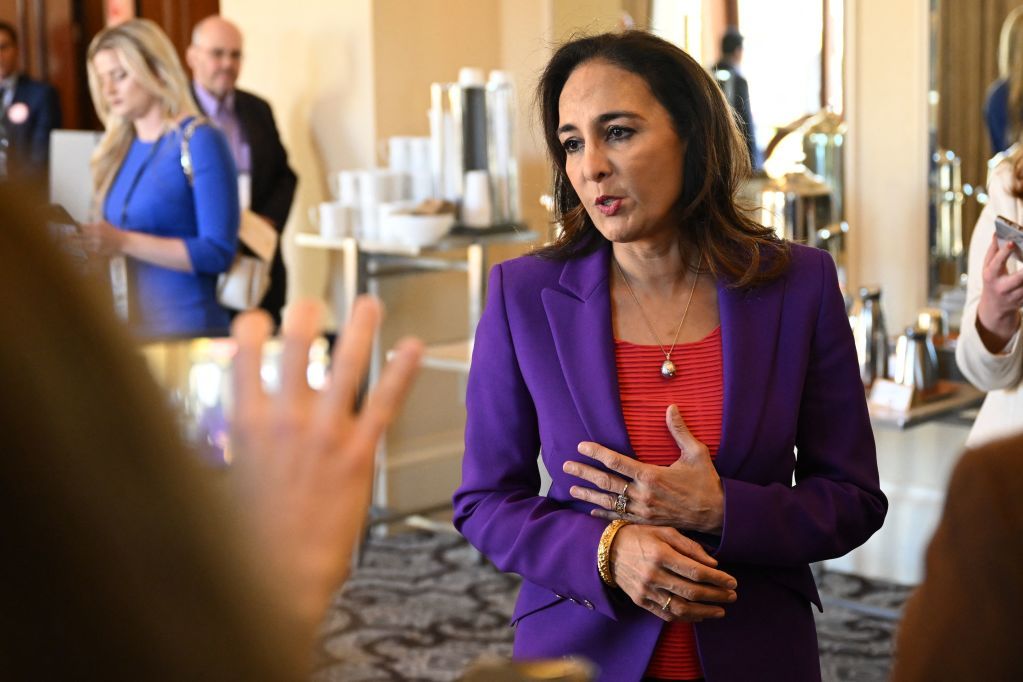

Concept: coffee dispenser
[[759, 168, 834, 247], [802, 110, 846, 221], [850, 286, 889, 387], [893, 326, 938, 393]]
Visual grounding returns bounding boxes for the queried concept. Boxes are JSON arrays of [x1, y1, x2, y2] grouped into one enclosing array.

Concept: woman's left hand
[[563, 404, 724, 534], [78, 219, 126, 257]]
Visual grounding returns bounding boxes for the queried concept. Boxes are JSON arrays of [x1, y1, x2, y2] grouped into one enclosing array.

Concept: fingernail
[[577, 443, 591, 456], [562, 462, 574, 473]]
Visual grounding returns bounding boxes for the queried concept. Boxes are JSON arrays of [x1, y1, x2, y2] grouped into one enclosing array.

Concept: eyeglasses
[[194, 46, 242, 61]]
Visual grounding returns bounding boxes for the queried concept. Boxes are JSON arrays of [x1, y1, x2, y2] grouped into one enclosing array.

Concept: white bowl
[[380, 211, 455, 247]]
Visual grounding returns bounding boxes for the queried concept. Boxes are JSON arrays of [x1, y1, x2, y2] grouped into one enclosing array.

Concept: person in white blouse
[[956, 156, 1023, 447]]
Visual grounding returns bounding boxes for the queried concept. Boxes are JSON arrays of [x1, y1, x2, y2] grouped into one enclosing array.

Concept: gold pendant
[[661, 358, 676, 378]]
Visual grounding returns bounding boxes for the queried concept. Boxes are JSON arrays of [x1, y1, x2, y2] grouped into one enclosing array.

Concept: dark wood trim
[[725, 0, 739, 27]]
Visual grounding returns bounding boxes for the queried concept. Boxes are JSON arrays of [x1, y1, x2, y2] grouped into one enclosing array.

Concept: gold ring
[[614, 482, 630, 514], [614, 492, 628, 515], [662, 595, 673, 612]]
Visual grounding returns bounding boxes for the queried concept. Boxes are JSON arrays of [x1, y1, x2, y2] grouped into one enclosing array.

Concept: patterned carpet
[[311, 531, 911, 682]]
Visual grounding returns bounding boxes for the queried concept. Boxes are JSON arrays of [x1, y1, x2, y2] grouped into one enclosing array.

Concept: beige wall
[[373, 1, 503, 141], [845, 0, 930, 330]]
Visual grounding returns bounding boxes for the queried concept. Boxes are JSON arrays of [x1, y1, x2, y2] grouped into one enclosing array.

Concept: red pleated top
[[614, 327, 723, 681]]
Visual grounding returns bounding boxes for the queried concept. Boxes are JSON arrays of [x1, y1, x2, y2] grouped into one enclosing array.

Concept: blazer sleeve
[[713, 252, 887, 566], [246, 96, 296, 229], [183, 125, 240, 275], [453, 264, 624, 620], [955, 163, 1023, 391]]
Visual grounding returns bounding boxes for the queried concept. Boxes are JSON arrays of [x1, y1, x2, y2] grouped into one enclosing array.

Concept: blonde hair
[[86, 19, 199, 203], [999, 7, 1023, 144]]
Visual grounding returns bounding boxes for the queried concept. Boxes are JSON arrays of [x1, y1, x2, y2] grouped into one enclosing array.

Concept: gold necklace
[[614, 258, 700, 378]]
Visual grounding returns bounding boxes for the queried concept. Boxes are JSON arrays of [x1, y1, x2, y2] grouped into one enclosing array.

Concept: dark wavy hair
[[535, 31, 789, 288]]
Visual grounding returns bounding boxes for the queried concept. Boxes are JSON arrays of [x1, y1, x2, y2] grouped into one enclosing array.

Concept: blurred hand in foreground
[[229, 296, 422, 640]]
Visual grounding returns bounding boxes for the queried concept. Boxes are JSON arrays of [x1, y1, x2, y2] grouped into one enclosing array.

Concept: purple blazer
[[453, 243, 887, 682]]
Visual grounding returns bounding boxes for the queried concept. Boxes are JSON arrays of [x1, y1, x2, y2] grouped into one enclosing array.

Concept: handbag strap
[[179, 116, 211, 186]]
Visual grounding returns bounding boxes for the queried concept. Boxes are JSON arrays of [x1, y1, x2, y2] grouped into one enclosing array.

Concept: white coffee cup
[[461, 169, 492, 228], [387, 136, 414, 174], [308, 201, 351, 240], [329, 170, 361, 205]]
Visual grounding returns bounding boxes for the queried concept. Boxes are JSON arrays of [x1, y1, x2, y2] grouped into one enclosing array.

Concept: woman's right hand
[[230, 297, 422, 637], [78, 219, 126, 257], [977, 234, 1023, 353], [610, 524, 737, 623]]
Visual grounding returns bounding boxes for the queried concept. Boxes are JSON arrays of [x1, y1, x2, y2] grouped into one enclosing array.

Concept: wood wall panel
[[2, 0, 220, 130], [937, 0, 1023, 249], [137, 0, 219, 71]]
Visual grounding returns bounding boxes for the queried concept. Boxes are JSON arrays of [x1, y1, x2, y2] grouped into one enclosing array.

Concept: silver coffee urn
[[850, 286, 889, 387]]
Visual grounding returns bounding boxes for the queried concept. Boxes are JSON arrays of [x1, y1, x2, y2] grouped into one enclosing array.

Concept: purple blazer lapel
[[540, 246, 634, 456], [715, 277, 783, 477], [538, 245, 785, 473]]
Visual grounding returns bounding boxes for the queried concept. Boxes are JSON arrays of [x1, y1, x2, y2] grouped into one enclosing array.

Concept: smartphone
[[994, 215, 1023, 253], [45, 203, 87, 263]]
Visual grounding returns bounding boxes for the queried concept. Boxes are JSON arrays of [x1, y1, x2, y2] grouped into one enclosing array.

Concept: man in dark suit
[[0, 20, 61, 189], [892, 431, 1023, 680], [187, 15, 297, 327], [712, 27, 760, 170]]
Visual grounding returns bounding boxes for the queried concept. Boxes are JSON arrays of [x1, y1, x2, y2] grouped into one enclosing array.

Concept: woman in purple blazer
[[453, 32, 886, 682]]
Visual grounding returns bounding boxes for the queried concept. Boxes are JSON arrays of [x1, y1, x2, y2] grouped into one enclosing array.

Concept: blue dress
[[103, 118, 239, 337]]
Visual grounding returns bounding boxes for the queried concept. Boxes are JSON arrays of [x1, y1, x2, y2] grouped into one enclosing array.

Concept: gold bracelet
[[597, 519, 631, 588]]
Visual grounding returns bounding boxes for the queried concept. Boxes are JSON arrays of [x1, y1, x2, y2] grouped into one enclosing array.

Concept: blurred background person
[[0, 183, 422, 680], [0, 19, 61, 189], [712, 27, 760, 171], [984, 6, 1023, 155], [79, 19, 238, 338], [188, 15, 297, 328], [955, 152, 1023, 448]]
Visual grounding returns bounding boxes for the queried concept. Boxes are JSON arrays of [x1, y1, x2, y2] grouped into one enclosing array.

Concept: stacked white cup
[[461, 169, 493, 228], [329, 169, 408, 240]]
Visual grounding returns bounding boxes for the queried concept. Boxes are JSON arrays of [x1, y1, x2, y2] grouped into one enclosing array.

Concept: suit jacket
[[983, 78, 1010, 155], [193, 87, 297, 325], [453, 242, 887, 682], [713, 61, 759, 170], [3, 74, 61, 187], [892, 432, 1023, 681], [955, 160, 1023, 448]]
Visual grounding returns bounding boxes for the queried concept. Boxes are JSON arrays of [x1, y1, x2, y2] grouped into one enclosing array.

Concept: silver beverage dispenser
[[850, 286, 890, 387], [759, 169, 834, 246], [930, 148, 965, 289], [802, 110, 846, 220]]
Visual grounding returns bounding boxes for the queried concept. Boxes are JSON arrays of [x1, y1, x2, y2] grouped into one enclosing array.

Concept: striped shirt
[[614, 326, 723, 681]]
